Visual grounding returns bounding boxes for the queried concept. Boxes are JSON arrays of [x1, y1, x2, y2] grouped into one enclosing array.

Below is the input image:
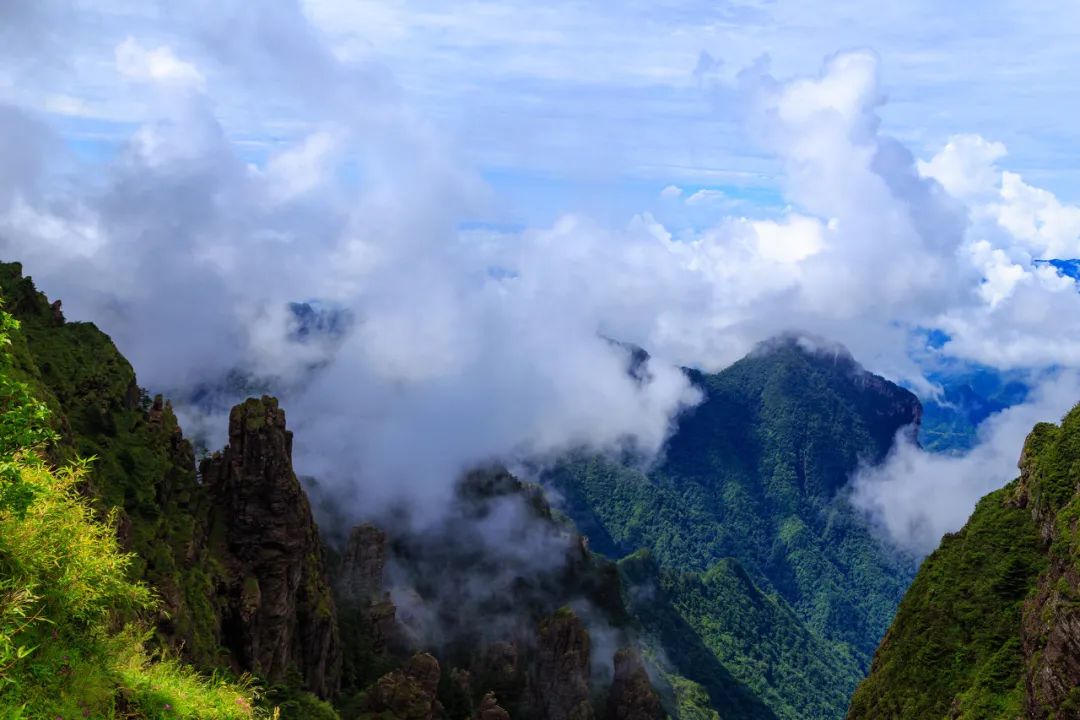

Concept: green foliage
[[846, 484, 1045, 719], [662, 674, 720, 720], [620, 550, 860, 720], [0, 262, 229, 667], [0, 310, 53, 519], [550, 341, 918, 719], [263, 684, 342, 720], [850, 403, 1080, 719], [0, 300, 262, 719]]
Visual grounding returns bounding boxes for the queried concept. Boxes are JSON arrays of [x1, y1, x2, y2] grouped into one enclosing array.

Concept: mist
[[2, 2, 1080, 542], [850, 372, 1080, 555]]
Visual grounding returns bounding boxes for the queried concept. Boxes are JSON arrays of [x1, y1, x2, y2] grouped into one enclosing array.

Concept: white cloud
[[684, 188, 726, 206], [115, 37, 205, 88], [851, 372, 1080, 555], [751, 215, 825, 263], [911, 136, 1080, 369], [3, 3, 1080, 544], [0, 2, 702, 524], [997, 171, 1080, 259], [917, 134, 1006, 201], [258, 129, 341, 202]]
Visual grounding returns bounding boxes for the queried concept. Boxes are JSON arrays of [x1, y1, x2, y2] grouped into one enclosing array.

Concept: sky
[[3, 0, 1080, 551]]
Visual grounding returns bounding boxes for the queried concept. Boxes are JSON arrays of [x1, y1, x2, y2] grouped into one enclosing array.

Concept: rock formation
[[606, 647, 664, 720], [200, 396, 341, 698], [365, 652, 443, 720], [532, 607, 594, 720], [476, 692, 512, 720]]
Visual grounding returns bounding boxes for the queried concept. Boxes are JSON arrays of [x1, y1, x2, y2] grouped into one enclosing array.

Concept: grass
[[0, 305, 264, 719]]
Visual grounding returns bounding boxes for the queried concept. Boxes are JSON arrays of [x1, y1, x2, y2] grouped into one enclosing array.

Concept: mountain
[[0, 261, 667, 719], [918, 365, 1029, 453], [546, 337, 921, 720], [848, 402, 1080, 719]]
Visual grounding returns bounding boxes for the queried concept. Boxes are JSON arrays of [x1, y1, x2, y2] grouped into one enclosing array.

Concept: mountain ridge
[[547, 335, 921, 720]]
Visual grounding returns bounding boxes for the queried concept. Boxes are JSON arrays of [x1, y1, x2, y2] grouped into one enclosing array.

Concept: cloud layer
[[850, 372, 1080, 554], [2, 3, 1080, 548]]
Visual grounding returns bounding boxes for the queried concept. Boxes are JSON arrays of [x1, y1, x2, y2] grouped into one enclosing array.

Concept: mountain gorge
[[0, 261, 665, 718], [9, 256, 1070, 720]]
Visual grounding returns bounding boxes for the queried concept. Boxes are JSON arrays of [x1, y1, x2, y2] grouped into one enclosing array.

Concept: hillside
[[547, 338, 921, 719], [0, 299, 265, 716], [0, 261, 672, 719], [848, 402, 1080, 719]]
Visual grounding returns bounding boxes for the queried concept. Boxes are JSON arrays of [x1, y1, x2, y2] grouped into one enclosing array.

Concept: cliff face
[[200, 397, 341, 698], [532, 608, 593, 720], [1015, 415, 1080, 718], [848, 403, 1080, 720], [0, 261, 670, 718], [606, 647, 664, 720]]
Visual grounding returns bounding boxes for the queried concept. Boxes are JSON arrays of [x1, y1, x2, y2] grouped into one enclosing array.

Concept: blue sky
[[4, 1, 1080, 549], [7, 1, 1080, 225]]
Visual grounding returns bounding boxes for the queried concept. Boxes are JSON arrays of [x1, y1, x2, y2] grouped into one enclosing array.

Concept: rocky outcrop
[[474, 640, 526, 706], [1016, 422, 1080, 718], [476, 692, 511, 720], [339, 523, 388, 602], [200, 396, 341, 698], [336, 522, 410, 695], [338, 523, 403, 651], [1023, 563, 1080, 718], [606, 648, 663, 720], [532, 608, 593, 720], [365, 652, 443, 720]]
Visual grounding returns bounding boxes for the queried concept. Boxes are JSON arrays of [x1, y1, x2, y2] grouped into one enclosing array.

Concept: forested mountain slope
[[849, 402, 1080, 720], [548, 338, 921, 720]]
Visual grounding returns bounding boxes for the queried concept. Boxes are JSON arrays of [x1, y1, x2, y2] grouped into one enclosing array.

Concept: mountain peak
[[749, 332, 857, 367]]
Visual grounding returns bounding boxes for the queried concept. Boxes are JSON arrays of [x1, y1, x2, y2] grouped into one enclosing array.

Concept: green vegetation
[[0, 262, 230, 667], [850, 403, 1080, 719], [550, 340, 920, 719], [847, 482, 1044, 719], [662, 674, 720, 720], [620, 550, 861, 720], [0, 304, 262, 718]]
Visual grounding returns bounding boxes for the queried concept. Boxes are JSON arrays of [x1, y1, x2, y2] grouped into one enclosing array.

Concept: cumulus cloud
[[916, 134, 1007, 201], [0, 2, 700, 524], [115, 38, 206, 89], [3, 3, 1080, 545], [850, 372, 1080, 554]]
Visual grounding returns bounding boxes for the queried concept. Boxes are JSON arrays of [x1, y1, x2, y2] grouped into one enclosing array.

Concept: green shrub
[[0, 305, 262, 719]]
